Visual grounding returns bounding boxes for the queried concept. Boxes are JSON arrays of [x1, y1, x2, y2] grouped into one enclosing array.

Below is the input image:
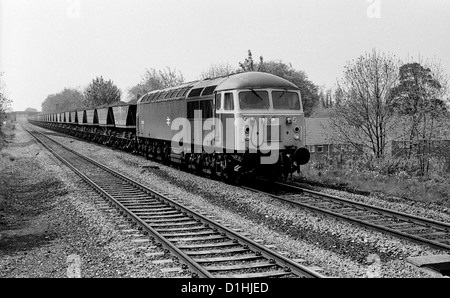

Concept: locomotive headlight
[[250, 117, 256, 123], [245, 126, 250, 141], [286, 117, 293, 125], [294, 135, 300, 141]]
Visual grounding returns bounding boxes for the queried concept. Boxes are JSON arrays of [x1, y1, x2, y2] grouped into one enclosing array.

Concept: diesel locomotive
[[29, 72, 310, 181]]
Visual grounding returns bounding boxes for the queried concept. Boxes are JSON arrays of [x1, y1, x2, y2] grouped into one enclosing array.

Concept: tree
[[0, 72, 12, 127], [259, 60, 320, 116], [237, 50, 321, 116], [41, 88, 85, 113], [84, 76, 121, 108], [331, 50, 401, 158], [200, 63, 237, 80], [310, 86, 334, 118], [127, 67, 184, 102], [25, 107, 38, 113], [391, 61, 449, 173], [239, 50, 264, 72]]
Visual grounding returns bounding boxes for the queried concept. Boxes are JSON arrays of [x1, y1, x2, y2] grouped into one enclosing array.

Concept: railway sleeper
[[204, 261, 277, 272]]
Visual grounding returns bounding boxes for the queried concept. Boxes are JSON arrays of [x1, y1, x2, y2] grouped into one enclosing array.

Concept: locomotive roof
[[137, 72, 299, 104], [214, 72, 299, 91]]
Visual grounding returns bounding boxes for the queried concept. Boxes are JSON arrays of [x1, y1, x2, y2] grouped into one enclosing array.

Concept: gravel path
[[39, 126, 449, 278]]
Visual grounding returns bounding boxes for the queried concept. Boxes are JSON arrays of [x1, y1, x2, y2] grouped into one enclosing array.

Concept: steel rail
[[243, 180, 450, 253], [26, 125, 323, 278]]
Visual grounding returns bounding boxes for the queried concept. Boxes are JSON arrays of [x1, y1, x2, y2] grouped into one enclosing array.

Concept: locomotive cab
[[214, 85, 310, 178]]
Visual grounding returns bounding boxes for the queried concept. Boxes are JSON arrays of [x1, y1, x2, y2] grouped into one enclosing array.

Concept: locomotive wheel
[[180, 152, 189, 171], [209, 155, 217, 178]]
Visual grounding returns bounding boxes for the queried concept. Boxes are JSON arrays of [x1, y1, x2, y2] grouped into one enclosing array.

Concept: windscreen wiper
[[277, 91, 286, 99], [249, 88, 265, 101]]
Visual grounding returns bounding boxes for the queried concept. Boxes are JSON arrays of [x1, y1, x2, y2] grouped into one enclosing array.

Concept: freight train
[[29, 72, 310, 182]]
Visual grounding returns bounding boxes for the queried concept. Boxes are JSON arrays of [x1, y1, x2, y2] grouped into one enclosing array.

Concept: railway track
[[25, 125, 323, 278], [243, 180, 450, 253]]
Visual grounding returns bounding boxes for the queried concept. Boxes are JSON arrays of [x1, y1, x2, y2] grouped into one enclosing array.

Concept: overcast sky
[[1, 0, 449, 111]]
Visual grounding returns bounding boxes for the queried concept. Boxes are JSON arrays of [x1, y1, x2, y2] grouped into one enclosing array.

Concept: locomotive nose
[[294, 147, 310, 165]]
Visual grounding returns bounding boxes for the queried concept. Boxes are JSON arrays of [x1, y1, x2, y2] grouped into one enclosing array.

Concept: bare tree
[[239, 50, 264, 72], [199, 63, 237, 80], [331, 50, 401, 158]]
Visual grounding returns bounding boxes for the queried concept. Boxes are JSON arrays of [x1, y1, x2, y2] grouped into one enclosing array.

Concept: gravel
[[319, 188, 450, 224], [39, 125, 450, 278], [0, 123, 171, 278]]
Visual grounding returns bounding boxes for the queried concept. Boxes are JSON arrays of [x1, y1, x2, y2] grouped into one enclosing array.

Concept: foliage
[[84, 76, 121, 108], [390, 61, 449, 174], [0, 72, 12, 127], [199, 63, 237, 80], [238, 50, 265, 72], [41, 88, 85, 113], [238, 50, 320, 116], [302, 155, 450, 207], [391, 62, 447, 117], [25, 107, 38, 113], [331, 49, 401, 158], [261, 60, 320, 116], [127, 67, 184, 103]]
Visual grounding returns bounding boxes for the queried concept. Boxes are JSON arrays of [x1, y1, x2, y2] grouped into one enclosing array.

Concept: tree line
[[329, 49, 449, 175], [41, 76, 121, 113], [37, 49, 449, 175], [43, 50, 323, 116]]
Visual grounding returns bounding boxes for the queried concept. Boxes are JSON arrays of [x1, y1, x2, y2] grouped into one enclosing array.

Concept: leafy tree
[[41, 88, 85, 113], [259, 60, 320, 116], [331, 49, 401, 158], [25, 107, 38, 113], [237, 50, 320, 116], [127, 67, 184, 103], [84, 76, 121, 108], [391, 61, 449, 173]]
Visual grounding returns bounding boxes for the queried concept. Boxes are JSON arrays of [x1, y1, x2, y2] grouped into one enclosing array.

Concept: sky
[[1, 0, 450, 111]]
